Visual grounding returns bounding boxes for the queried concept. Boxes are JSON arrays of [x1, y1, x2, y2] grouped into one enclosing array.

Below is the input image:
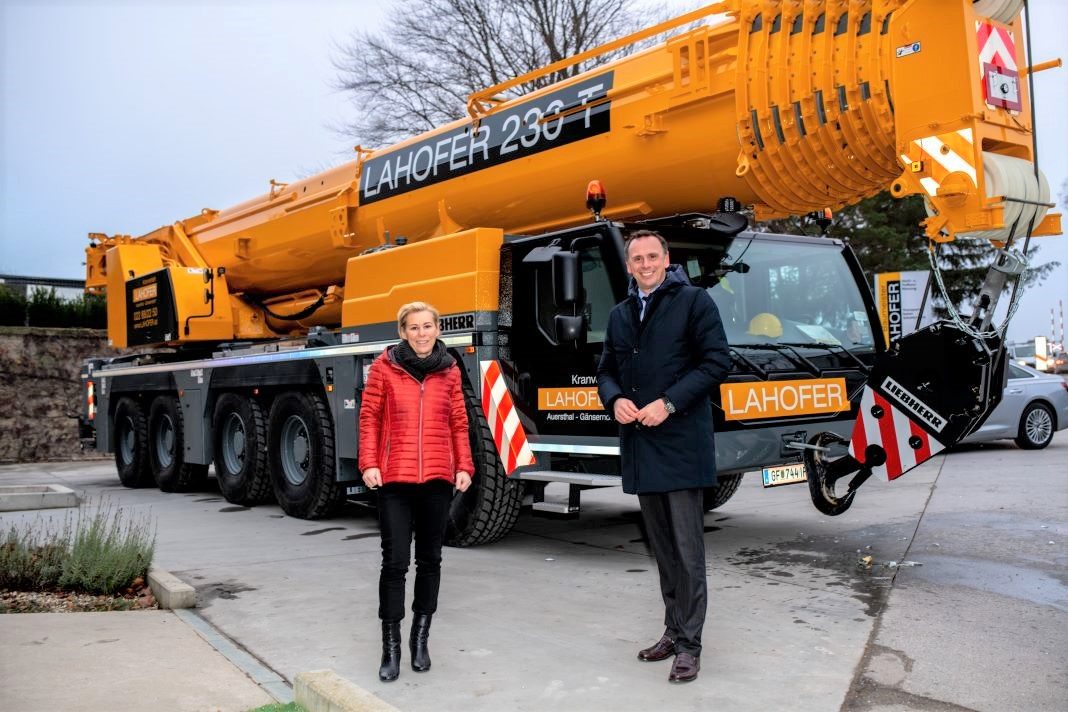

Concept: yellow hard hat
[[747, 312, 783, 338]]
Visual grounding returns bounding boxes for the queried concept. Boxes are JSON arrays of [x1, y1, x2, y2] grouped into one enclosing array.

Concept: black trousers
[[377, 480, 453, 621], [637, 488, 707, 656]]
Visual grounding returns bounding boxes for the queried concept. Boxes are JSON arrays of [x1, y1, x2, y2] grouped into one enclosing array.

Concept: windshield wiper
[[730, 343, 820, 376], [728, 347, 768, 379], [777, 341, 872, 374]]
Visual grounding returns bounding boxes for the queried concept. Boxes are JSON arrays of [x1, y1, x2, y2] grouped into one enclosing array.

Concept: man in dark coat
[[597, 229, 730, 684]]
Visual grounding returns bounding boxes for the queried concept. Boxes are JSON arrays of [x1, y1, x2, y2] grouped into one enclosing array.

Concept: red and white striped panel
[[976, 21, 1018, 72], [480, 360, 536, 475], [976, 20, 1021, 111], [848, 386, 946, 481]]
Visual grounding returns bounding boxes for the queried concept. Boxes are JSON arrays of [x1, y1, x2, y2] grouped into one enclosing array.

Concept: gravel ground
[[0, 582, 157, 613]]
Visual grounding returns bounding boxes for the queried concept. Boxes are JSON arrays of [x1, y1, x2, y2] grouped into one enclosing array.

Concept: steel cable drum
[[972, 0, 1025, 24], [925, 152, 1050, 243]]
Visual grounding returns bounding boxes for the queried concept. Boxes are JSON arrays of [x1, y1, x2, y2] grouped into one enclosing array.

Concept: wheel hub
[[155, 414, 175, 468], [222, 413, 246, 474], [280, 415, 310, 486]]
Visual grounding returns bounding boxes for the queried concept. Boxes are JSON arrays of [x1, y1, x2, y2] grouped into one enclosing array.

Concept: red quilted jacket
[[358, 348, 475, 485]]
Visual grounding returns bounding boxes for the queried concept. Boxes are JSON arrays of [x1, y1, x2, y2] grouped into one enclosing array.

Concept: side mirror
[[554, 314, 585, 344], [552, 251, 581, 306]]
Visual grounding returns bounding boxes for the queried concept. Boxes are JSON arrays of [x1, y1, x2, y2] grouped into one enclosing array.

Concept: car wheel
[[1015, 402, 1055, 450]]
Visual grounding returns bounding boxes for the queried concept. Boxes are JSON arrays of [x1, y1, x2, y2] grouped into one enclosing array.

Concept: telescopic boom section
[[84, 0, 1059, 347]]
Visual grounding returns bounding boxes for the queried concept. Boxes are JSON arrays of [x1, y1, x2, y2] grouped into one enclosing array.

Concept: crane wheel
[[148, 395, 209, 493], [267, 390, 342, 519], [702, 473, 743, 512], [445, 373, 524, 547], [212, 393, 273, 506], [113, 397, 152, 488]]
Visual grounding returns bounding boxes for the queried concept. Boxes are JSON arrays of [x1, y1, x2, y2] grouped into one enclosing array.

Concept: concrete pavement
[[0, 431, 1064, 711], [0, 611, 274, 712]]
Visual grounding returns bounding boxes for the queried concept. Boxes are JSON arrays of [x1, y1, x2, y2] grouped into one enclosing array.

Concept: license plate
[[761, 463, 807, 488]]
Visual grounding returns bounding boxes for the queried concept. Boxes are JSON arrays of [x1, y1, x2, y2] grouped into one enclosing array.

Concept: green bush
[[1, 519, 72, 590], [0, 499, 155, 595], [0, 285, 106, 329], [60, 501, 155, 594], [0, 284, 26, 326]]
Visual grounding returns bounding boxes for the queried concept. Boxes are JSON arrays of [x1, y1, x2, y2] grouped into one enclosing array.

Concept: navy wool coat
[[597, 265, 731, 494]]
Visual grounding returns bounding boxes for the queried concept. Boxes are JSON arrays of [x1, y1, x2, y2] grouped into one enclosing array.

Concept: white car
[[960, 363, 1068, 449], [1008, 341, 1037, 369]]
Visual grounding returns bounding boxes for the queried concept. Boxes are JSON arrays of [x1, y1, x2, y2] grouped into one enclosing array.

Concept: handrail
[[465, 2, 732, 117]]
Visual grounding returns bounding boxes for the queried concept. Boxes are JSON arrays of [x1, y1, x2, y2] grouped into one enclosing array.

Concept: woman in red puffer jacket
[[358, 301, 473, 683]]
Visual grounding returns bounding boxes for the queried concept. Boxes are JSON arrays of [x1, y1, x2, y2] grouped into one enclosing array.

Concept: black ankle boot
[[379, 620, 402, 681], [410, 613, 433, 672]]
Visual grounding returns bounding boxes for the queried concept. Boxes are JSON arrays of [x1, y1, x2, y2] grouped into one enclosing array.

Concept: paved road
[[1, 432, 1064, 711]]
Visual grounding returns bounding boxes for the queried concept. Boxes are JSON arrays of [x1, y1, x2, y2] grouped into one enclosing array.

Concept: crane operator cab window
[[670, 236, 877, 370]]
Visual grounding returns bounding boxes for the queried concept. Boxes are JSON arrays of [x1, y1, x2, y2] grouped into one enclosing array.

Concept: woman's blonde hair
[[396, 301, 440, 337]]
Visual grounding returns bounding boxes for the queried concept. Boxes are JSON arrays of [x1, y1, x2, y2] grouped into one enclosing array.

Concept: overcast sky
[[1, 0, 1065, 343]]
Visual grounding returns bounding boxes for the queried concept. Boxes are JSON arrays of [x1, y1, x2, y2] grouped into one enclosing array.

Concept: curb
[[296, 670, 400, 712], [0, 483, 78, 512], [174, 608, 293, 704], [148, 567, 196, 609]]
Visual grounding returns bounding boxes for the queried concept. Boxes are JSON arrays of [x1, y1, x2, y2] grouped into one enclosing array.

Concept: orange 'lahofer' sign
[[538, 387, 604, 411], [720, 378, 848, 421]]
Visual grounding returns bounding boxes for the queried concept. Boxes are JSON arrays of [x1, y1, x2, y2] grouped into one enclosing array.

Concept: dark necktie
[[640, 295, 650, 321]]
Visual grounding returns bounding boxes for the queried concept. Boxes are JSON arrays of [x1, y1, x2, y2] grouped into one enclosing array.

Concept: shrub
[[0, 519, 72, 590], [0, 284, 27, 326], [60, 501, 156, 594], [0, 284, 106, 329], [0, 499, 155, 595]]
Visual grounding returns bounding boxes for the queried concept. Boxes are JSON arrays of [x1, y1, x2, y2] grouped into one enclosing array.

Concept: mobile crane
[[79, 0, 1060, 544]]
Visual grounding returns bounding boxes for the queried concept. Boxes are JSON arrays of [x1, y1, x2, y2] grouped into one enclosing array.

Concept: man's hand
[[455, 471, 472, 492], [613, 397, 639, 424], [636, 399, 669, 427], [362, 467, 382, 489]]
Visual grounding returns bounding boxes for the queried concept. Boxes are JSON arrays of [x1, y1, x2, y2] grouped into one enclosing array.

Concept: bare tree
[[334, 0, 673, 148]]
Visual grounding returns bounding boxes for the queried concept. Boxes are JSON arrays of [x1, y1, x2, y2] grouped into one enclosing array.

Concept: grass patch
[[246, 703, 306, 712], [0, 498, 155, 595]]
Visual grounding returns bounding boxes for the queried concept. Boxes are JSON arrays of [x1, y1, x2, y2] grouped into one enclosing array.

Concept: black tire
[[113, 397, 152, 488], [267, 390, 342, 519], [445, 374, 525, 547], [703, 473, 743, 512], [148, 395, 209, 493], [1015, 402, 1055, 450], [212, 393, 272, 505]]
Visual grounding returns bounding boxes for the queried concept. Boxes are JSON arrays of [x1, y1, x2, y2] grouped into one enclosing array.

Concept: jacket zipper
[[418, 379, 425, 483], [391, 359, 440, 484]]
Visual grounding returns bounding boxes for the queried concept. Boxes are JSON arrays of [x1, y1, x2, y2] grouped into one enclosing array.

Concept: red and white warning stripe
[[976, 20, 1021, 111], [848, 386, 946, 481], [976, 21, 1018, 72], [480, 360, 536, 475]]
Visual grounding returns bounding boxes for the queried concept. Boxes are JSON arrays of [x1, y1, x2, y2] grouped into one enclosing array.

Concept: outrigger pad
[[848, 321, 1007, 481]]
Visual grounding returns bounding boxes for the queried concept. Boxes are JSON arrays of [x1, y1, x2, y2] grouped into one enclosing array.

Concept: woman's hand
[[362, 467, 382, 489], [454, 471, 472, 492]]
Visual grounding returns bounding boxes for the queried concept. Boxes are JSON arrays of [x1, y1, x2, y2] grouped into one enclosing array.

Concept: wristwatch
[[661, 397, 676, 415]]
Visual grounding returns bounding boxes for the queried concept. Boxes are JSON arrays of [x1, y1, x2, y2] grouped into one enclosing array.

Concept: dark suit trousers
[[638, 488, 707, 656]]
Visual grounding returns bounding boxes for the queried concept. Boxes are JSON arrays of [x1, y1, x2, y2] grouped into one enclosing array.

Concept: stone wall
[[0, 327, 121, 463]]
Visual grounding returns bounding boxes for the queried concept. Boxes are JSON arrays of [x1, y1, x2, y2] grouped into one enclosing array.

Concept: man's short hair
[[624, 229, 669, 256]]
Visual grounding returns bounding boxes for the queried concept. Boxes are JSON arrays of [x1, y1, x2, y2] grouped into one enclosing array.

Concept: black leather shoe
[[669, 652, 700, 683], [410, 613, 432, 672], [637, 635, 676, 662], [379, 620, 402, 682]]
